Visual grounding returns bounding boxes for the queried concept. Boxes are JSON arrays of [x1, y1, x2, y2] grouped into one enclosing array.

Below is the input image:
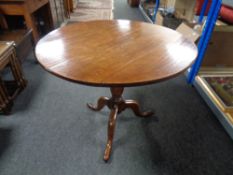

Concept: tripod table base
[[87, 87, 153, 161]]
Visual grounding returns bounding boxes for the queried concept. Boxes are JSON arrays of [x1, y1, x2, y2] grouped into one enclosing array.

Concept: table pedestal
[[87, 87, 153, 161]]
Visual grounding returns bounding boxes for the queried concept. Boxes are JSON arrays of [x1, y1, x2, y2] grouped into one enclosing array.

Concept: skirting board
[[194, 76, 233, 139]]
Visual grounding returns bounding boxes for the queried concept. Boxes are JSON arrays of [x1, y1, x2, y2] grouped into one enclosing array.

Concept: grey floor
[[0, 0, 233, 175]]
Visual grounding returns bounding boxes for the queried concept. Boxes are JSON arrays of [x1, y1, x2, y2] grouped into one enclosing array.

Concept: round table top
[[35, 20, 197, 87]]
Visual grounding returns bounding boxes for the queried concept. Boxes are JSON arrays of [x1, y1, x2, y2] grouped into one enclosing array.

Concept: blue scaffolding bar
[[198, 0, 209, 23], [152, 0, 160, 23], [187, 0, 222, 84]]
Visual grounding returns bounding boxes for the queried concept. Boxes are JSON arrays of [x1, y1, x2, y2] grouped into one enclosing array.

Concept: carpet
[[69, 0, 113, 22]]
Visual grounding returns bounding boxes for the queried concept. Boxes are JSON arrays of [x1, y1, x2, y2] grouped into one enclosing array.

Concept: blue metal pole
[[152, 0, 160, 23], [198, 0, 209, 23], [187, 0, 222, 83]]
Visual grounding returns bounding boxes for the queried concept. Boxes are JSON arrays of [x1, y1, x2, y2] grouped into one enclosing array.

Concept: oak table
[[35, 20, 198, 161]]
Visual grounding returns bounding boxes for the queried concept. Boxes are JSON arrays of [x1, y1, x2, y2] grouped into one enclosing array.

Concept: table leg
[[123, 99, 154, 117], [0, 77, 13, 115], [24, 12, 39, 43], [104, 105, 118, 161], [10, 50, 27, 88], [87, 87, 154, 161], [87, 96, 109, 111]]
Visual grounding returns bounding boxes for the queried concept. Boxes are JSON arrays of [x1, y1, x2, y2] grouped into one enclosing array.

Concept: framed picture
[[199, 73, 233, 113]]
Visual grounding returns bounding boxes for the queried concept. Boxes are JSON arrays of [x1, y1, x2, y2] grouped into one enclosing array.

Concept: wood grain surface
[[35, 20, 198, 87]]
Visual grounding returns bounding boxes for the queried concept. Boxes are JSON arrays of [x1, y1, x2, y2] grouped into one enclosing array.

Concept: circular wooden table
[[35, 20, 198, 161]]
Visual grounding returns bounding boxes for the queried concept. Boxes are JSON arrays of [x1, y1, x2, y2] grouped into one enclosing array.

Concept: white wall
[[223, 0, 233, 8]]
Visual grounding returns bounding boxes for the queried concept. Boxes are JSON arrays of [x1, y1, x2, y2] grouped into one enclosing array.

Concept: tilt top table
[[35, 20, 198, 161]]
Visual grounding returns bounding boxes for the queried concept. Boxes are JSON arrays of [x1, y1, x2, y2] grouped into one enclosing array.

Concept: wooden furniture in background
[[0, 42, 27, 114], [35, 20, 197, 161], [64, 0, 71, 18], [0, 0, 54, 43], [128, 0, 140, 7], [64, 0, 74, 18], [0, 29, 34, 62], [49, 0, 68, 28]]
